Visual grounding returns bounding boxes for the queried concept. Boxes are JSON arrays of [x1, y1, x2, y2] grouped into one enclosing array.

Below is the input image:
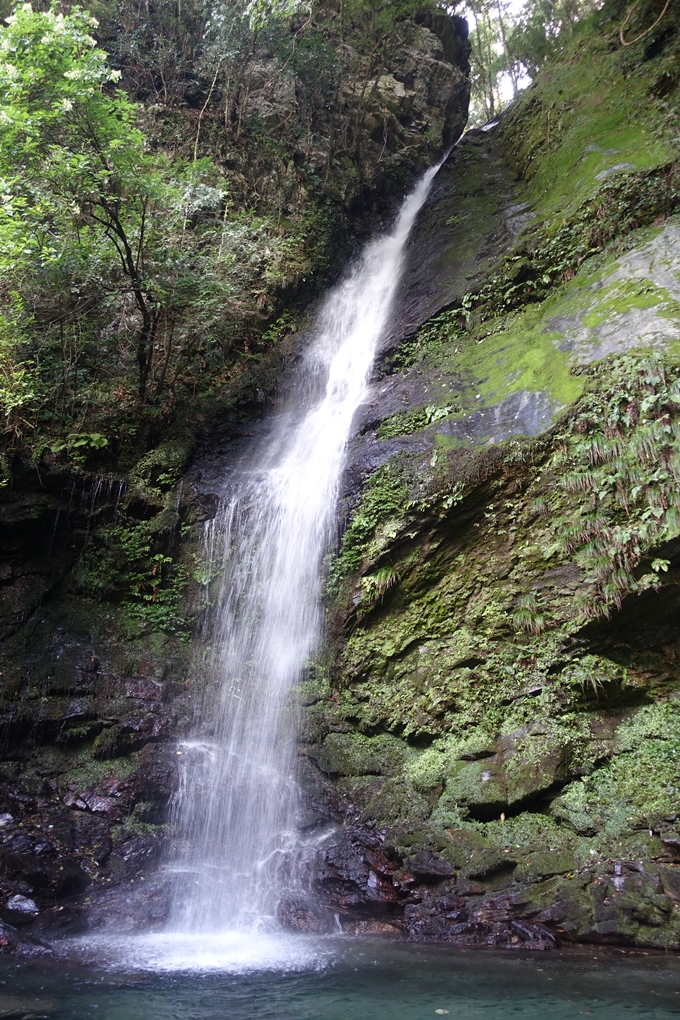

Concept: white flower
[[63, 68, 82, 80], [0, 110, 10, 124], [89, 15, 99, 26], [1, 63, 18, 79], [21, 3, 33, 13], [60, 98, 73, 112], [109, 69, 122, 82], [85, 34, 97, 47]]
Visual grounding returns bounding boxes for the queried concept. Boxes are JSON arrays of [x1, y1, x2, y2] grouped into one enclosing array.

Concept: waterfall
[[168, 161, 442, 936]]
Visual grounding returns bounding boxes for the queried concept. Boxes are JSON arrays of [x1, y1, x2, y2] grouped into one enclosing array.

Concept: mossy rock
[[314, 732, 413, 777], [514, 851, 577, 884]]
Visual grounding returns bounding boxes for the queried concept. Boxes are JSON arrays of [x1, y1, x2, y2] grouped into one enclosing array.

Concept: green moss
[[327, 457, 415, 597], [483, 812, 576, 854], [59, 748, 140, 795], [552, 706, 680, 838], [615, 697, 680, 749], [129, 439, 195, 503], [360, 776, 432, 827], [397, 226, 680, 442], [315, 731, 413, 776], [378, 402, 463, 440], [503, 22, 677, 227], [454, 307, 582, 412], [321, 343, 680, 897]]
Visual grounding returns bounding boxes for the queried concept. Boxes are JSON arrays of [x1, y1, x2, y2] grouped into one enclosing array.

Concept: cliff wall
[[0, 4, 471, 950], [299, 1, 680, 949]]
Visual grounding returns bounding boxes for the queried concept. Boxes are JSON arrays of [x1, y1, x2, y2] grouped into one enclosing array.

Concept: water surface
[[3, 938, 679, 1020]]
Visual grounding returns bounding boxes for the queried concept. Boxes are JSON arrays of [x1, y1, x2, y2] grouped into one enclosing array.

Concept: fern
[[556, 354, 680, 617]]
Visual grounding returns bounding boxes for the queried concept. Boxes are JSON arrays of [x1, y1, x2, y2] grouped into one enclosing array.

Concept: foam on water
[[58, 930, 329, 974]]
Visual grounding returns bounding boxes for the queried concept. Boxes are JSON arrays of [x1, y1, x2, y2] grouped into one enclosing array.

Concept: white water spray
[[167, 162, 442, 940]]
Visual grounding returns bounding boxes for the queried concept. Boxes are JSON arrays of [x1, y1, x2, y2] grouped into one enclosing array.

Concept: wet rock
[[125, 678, 164, 701], [0, 919, 51, 957], [658, 865, 680, 901], [313, 829, 408, 917], [91, 711, 171, 760], [341, 918, 402, 935], [408, 850, 454, 880], [310, 824, 566, 948], [277, 898, 334, 934], [402, 894, 556, 948], [4, 895, 39, 920], [0, 854, 89, 902], [0, 920, 18, 951], [382, 125, 524, 352], [62, 789, 118, 815]]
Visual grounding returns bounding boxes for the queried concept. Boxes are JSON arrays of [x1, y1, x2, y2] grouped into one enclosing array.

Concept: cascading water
[[166, 161, 443, 943]]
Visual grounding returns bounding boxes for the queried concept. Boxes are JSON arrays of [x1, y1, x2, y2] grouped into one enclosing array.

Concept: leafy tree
[[460, 0, 600, 124], [0, 0, 452, 464], [507, 0, 593, 78], [0, 2, 232, 414]]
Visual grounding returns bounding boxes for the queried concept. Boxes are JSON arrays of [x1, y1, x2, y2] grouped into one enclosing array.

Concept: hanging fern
[[555, 355, 680, 617]]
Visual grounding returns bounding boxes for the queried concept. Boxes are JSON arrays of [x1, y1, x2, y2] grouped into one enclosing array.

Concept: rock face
[[160, 10, 471, 249], [242, 18, 470, 159], [0, 468, 192, 941], [297, 8, 680, 950], [243, 15, 470, 183]]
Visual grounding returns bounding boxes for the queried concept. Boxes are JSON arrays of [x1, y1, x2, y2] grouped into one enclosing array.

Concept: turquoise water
[[2, 937, 680, 1020]]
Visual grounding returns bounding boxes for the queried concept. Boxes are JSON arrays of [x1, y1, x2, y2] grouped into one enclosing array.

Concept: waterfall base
[[58, 930, 329, 973]]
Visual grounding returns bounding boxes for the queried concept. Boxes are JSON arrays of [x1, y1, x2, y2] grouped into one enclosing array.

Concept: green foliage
[[78, 517, 192, 635], [0, 5, 224, 429], [327, 461, 411, 596], [0, 298, 36, 441], [260, 310, 300, 348], [0, 0, 460, 467], [506, 0, 590, 79], [510, 591, 547, 635], [71, 443, 193, 633], [122, 539, 190, 636], [465, 0, 599, 126], [0, 3, 323, 463], [553, 355, 680, 616], [244, 0, 309, 31], [49, 432, 108, 464], [378, 402, 461, 439], [560, 654, 628, 702]]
